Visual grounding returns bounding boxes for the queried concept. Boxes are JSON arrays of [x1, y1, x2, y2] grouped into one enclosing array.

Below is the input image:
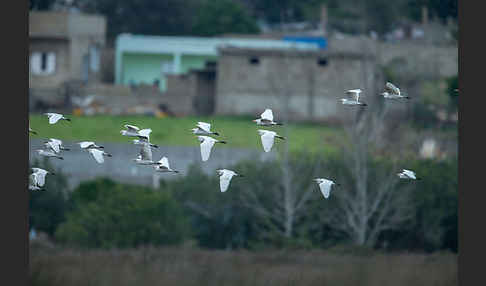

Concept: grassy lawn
[[29, 114, 345, 154]]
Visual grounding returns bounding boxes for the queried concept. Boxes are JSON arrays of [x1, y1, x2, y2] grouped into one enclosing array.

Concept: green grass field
[[29, 114, 345, 154]]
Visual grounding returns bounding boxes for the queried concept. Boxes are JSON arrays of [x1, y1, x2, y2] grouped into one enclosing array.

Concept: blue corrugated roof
[[282, 36, 327, 49]]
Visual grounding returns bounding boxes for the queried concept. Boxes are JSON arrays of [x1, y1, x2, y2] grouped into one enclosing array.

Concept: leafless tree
[[323, 38, 415, 247], [237, 48, 323, 239]]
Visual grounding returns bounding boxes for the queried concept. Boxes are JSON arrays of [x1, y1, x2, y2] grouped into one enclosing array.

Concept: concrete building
[[29, 11, 107, 89], [215, 47, 377, 122], [114, 34, 320, 92]]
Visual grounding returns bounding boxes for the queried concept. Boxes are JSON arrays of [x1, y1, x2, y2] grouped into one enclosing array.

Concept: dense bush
[[55, 179, 190, 249], [31, 151, 456, 253]]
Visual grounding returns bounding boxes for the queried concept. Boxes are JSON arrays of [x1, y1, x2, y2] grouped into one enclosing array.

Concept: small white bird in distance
[[257, 129, 285, 152], [191, 122, 220, 136], [133, 143, 158, 165], [44, 113, 71, 124], [217, 169, 244, 192], [313, 178, 340, 199], [36, 149, 63, 160], [253, 109, 283, 126], [397, 169, 421, 180], [197, 136, 227, 162], [153, 156, 179, 173], [29, 168, 55, 191], [340, 89, 367, 106], [87, 148, 112, 164], [381, 82, 410, 100], [44, 138, 70, 154], [71, 94, 95, 107], [78, 141, 104, 149], [29, 125, 37, 135]]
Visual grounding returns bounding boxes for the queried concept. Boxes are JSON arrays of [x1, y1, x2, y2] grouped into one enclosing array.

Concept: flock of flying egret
[[29, 82, 420, 198]]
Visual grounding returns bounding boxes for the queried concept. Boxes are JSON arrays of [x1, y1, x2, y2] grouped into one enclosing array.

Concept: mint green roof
[[115, 34, 320, 87]]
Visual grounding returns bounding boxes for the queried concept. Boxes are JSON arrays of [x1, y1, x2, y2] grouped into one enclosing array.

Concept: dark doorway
[[193, 69, 217, 116]]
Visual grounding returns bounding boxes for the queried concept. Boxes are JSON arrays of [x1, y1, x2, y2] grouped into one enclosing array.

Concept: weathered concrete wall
[[215, 48, 377, 123], [29, 139, 276, 190]]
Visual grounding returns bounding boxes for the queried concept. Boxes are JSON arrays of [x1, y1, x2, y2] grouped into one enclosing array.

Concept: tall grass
[[30, 244, 457, 286]]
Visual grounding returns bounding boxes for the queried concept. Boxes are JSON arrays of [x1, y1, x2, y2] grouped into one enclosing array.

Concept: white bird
[[78, 141, 104, 149], [120, 124, 145, 137], [133, 137, 158, 149], [340, 89, 367, 106], [253, 109, 283, 126], [257, 129, 285, 152], [153, 156, 179, 173], [36, 149, 63, 160], [121, 125, 157, 147], [87, 148, 112, 164], [29, 168, 54, 191], [191, 122, 220, 136], [133, 143, 158, 165], [44, 138, 70, 154], [397, 169, 421, 180], [44, 113, 71, 124], [313, 178, 340, 199], [29, 126, 37, 135], [71, 94, 96, 107], [381, 82, 410, 100], [217, 169, 243, 192], [197, 136, 227, 162]]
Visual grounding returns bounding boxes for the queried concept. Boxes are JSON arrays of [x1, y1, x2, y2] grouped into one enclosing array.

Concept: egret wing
[[346, 89, 362, 102], [138, 128, 152, 140], [124, 124, 140, 132], [158, 156, 170, 169], [89, 149, 105, 164], [35, 170, 47, 187], [200, 138, 215, 161], [140, 143, 153, 161], [403, 169, 416, 179], [318, 180, 332, 199], [385, 82, 401, 95], [29, 173, 38, 187], [219, 171, 234, 192], [79, 141, 94, 149], [47, 113, 62, 124], [46, 141, 60, 153], [260, 131, 275, 152], [197, 122, 211, 133], [260, 109, 274, 121]]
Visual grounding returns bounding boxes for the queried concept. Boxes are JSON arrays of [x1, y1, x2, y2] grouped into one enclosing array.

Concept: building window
[[30, 52, 56, 75], [249, 57, 260, 65], [317, 58, 328, 66], [89, 45, 100, 72]]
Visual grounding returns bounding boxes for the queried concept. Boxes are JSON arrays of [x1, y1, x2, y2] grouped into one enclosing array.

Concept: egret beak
[[65, 118, 71, 121], [213, 132, 220, 136], [252, 119, 258, 122], [238, 174, 244, 177], [218, 141, 227, 144], [99, 146, 105, 149], [50, 172, 56, 176]]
